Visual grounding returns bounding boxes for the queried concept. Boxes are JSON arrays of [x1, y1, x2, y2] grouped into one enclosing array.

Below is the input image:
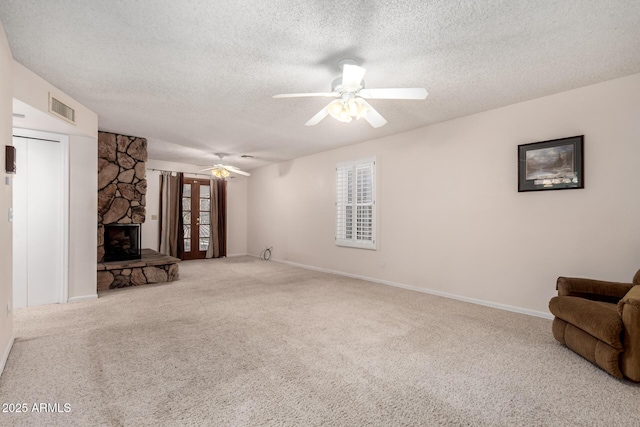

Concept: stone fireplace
[[97, 131, 180, 291], [97, 131, 147, 262]]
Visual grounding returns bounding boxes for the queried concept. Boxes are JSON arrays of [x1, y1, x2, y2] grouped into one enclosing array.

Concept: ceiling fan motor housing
[[331, 77, 365, 94]]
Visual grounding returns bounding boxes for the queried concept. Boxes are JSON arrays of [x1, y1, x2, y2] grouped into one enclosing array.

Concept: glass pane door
[[182, 178, 211, 260], [199, 184, 210, 252]]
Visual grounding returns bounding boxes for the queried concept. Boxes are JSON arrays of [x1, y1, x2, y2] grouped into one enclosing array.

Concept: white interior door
[[12, 136, 64, 308]]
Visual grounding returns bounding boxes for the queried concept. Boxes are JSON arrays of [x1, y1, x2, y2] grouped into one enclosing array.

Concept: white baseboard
[[273, 258, 553, 320], [67, 294, 98, 303], [226, 253, 248, 258], [1, 335, 15, 378]]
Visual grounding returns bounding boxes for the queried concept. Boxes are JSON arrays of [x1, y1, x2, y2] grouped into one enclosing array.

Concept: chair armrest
[[556, 277, 633, 303], [617, 285, 640, 381], [618, 285, 640, 314]]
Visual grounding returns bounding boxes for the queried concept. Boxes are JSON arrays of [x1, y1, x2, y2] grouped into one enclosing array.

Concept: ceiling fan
[[273, 59, 428, 128], [198, 154, 251, 177]]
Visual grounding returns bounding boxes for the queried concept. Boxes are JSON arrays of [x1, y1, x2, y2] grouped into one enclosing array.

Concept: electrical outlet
[[380, 261, 385, 268], [151, 214, 158, 220], [6, 302, 10, 316]]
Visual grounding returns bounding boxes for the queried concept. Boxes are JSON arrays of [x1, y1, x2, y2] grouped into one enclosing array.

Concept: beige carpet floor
[[0, 256, 639, 426]]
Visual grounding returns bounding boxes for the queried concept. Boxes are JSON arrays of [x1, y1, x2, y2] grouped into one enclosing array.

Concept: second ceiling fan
[[273, 59, 428, 128], [199, 154, 250, 177]]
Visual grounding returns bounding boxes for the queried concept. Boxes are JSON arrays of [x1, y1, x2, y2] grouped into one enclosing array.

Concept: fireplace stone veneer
[[97, 131, 147, 263]]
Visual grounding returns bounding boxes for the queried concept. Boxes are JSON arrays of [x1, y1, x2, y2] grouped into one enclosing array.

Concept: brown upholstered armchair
[[549, 270, 640, 381]]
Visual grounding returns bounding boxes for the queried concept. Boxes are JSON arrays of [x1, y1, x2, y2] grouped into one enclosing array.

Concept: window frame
[[335, 156, 376, 250]]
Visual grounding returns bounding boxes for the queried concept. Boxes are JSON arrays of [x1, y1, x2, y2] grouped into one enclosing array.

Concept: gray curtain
[[205, 177, 227, 258], [158, 172, 184, 258]]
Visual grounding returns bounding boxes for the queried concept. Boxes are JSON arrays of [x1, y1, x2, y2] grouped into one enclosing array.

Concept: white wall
[[12, 61, 98, 302], [226, 173, 247, 257], [68, 135, 98, 301], [143, 159, 248, 256], [12, 62, 97, 139], [0, 18, 15, 374], [248, 73, 640, 316]]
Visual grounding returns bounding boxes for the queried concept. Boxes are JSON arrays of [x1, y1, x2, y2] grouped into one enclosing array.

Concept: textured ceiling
[[2, 1, 640, 171]]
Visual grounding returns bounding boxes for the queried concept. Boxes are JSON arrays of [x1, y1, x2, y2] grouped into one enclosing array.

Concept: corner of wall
[[0, 17, 15, 377]]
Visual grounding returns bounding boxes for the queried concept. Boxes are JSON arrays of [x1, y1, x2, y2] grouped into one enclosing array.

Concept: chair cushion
[[552, 318, 624, 378], [549, 296, 623, 350]]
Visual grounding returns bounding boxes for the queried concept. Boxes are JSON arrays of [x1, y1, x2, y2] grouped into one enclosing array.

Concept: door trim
[[12, 128, 69, 305]]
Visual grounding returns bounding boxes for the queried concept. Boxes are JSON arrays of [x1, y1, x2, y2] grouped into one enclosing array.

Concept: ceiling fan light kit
[[327, 97, 369, 123], [211, 168, 230, 178], [273, 59, 428, 128]]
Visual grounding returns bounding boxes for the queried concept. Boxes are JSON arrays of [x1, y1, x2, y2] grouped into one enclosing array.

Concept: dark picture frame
[[518, 135, 584, 192], [5, 145, 16, 174]]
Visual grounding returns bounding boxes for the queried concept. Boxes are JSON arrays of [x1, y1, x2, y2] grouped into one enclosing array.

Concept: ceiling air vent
[[48, 93, 76, 125]]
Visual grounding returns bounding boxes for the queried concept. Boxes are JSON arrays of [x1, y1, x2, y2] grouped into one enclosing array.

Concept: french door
[[182, 178, 211, 260]]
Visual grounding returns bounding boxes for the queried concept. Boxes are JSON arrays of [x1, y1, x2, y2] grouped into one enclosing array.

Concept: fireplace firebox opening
[[104, 224, 141, 262]]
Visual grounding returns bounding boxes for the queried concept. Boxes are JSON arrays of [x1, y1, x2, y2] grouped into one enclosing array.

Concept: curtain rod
[[147, 168, 212, 177]]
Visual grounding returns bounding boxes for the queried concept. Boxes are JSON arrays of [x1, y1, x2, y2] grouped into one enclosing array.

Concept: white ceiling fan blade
[[199, 162, 225, 172], [273, 92, 338, 98], [359, 88, 428, 100], [223, 164, 242, 171], [341, 64, 366, 90], [229, 169, 251, 176], [224, 165, 250, 176], [305, 107, 329, 126], [358, 99, 387, 128]]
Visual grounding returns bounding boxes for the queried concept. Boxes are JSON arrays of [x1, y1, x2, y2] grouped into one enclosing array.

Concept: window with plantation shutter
[[336, 157, 376, 249]]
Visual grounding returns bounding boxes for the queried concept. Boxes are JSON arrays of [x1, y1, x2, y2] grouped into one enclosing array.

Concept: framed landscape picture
[[518, 135, 584, 192]]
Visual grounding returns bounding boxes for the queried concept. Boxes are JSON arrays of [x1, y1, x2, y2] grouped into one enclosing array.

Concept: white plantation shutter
[[336, 157, 376, 249]]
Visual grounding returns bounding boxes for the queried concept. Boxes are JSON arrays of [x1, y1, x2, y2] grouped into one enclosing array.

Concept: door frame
[[12, 128, 69, 306]]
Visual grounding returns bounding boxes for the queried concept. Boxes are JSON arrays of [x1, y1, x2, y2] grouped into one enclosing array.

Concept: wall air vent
[[48, 93, 76, 125]]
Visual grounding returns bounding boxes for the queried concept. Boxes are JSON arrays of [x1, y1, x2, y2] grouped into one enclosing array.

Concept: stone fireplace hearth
[[97, 249, 179, 291]]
